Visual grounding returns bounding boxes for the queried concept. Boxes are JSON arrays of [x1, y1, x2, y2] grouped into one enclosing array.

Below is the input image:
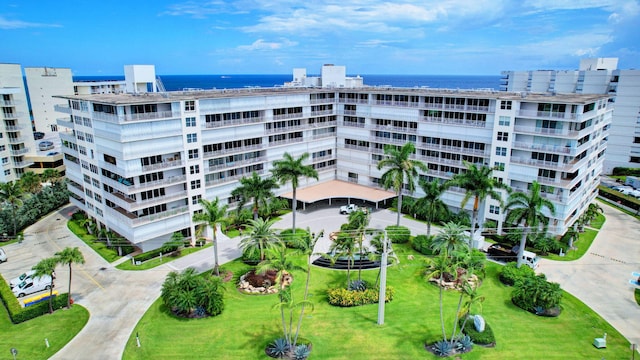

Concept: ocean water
[[73, 74, 501, 91]]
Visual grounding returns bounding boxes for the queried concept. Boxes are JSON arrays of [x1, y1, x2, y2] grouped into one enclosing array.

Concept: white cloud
[[0, 16, 61, 30], [237, 38, 298, 51]]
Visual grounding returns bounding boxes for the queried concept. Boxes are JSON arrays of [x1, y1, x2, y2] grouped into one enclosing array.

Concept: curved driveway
[[5, 202, 638, 359]]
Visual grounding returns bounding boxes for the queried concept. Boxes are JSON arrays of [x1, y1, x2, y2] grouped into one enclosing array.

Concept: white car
[[340, 204, 359, 214], [10, 270, 36, 289], [0, 248, 6, 263], [12, 275, 54, 298]]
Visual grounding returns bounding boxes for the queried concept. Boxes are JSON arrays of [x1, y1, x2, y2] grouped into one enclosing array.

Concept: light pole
[[377, 230, 388, 325]]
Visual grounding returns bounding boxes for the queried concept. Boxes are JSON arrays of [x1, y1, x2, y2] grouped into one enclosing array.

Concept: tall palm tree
[[192, 197, 228, 276], [32, 257, 58, 314], [346, 209, 370, 281], [425, 252, 454, 342], [231, 172, 279, 220], [415, 179, 448, 236], [19, 171, 41, 193], [0, 181, 25, 236], [240, 218, 281, 262], [271, 152, 318, 233], [457, 281, 485, 339], [377, 143, 427, 226], [446, 161, 509, 248], [430, 222, 470, 255], [55, 247, 85, 309], [329, 231, 358, 287], [504, 181, 555, 268], [42, 169, 61, 183]]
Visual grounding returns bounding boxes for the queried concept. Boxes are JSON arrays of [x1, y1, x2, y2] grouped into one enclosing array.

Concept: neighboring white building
[[285, 64, 363, 88], [0, 63, 37, 182], [55, 79, 611, 251], [501, 58, 640, 173], [25, 67, 74, 133]]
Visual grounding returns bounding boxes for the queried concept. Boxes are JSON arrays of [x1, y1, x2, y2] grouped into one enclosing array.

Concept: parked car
[[487, 243, 540, 269], [39, 140, 54, 151], [34, 131, 45, 140], [0, 248, 6, 263], [12, 275, 54, 298], [10, 270, 35, 289]]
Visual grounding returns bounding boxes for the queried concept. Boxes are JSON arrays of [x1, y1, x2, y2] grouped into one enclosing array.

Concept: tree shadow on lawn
[[240, 323, 283, 358]]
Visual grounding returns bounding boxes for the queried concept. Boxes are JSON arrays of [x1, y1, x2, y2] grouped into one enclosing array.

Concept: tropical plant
[[231, 172, 279, 220], [347, 209, 370, 281], [192, 197, 228, 276], [267, 338, 289, 358], [271, 152, 318, 233], [415, 179, 449, 235], [292, 343, 311, 360], [376, 142, 427, 226], [42, 169, 61, 183], [0, 180, 25, 236], [425, 252, 455, 341], [432, 340, 453, 357], [431, 222, 470, 255], [504, 181, 555, 268], [511, 275, 562, 313], [19, 171, 41, 193], [446, 161, 509, 248], [240, 218, 281, 262], [31, 257, 58, 314], [328, 230, 358, 287], [160, 267, 224, 317], [55, 247, 85, 308], [412, 234, 435, 255], [457, 285, 485, 339]]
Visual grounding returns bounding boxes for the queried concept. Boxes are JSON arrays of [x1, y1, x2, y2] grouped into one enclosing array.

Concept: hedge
[[412, 235, 435, 255], [133, 245, 180, 262], [498, 262, 536, 286], [598, 186, 640, 211], [0, 274, 69, 324], [460, 315, 496, 345], [327, 287, 394, 307], [385, 225, 410, 243], [611, 167, 640, 176]]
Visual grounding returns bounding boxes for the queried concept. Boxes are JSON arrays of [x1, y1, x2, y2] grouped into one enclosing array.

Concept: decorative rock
[[474, 315, 486, 333]]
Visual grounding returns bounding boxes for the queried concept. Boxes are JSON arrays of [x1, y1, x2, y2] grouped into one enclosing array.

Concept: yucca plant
[[267, 338, 289, 358], [292, 344, 311, 360], [432, 340, 452, 357], [456, 335, 473, 352], [348, 279, 367, 292]]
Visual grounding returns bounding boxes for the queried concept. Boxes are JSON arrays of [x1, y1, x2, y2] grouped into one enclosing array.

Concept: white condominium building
[[501, 58, 640, 173], [0, 64, 37, 182], [55, 78, 611, 251]]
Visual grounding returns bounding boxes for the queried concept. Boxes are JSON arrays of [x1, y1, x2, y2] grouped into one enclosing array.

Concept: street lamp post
[[377, 230, 388, 325]]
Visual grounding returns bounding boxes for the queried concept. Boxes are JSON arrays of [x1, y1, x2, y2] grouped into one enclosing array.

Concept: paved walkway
[[6, 202, 638, 358]]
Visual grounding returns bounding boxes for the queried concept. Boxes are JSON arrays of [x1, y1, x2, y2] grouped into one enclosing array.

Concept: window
[[187, 133, 197, 143], [1, 157, 8, 164], [185, 117, 196, 127], [498, 116, 510, 126], [184, 100, 195, 111], [3, 170, 10, 176], [79, 146, 87, 155], [190, 180, 201, 189], [0, 145, 5, 152], [497, 132, 508, 141], [495, 147, 507, 156], [489, 205, 500, 214], [86, 134, 94, 143], [500, 101, 512, 110], [631, 157, 640, 164], [494, 162, 505, 171], [190, 165, 200, 174], [192, 195, 202, 205], [188, 149, 199, 159], [634, 137, 640, 144]]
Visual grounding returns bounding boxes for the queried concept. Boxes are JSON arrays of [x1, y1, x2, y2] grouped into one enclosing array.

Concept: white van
[[520, 250, 540, 270], [0, 248, 6, 263], [12, 275, 54, 298], [10, 270, 36, 289]]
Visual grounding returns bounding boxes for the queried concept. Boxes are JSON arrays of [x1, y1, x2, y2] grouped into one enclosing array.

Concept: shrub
[[347, 279, 367, 292], [327, 287, 394, 307], [456, 335, 473, 352], [0, 275, 71, 323], [241, 248, 260, 265], [292, 344, 311, 360], [498, 262, 535, 286], [460, 316, 495, 345], [133, 245, 179, 263], [511, 275, 562, 314], [267, 338, 289, 358], [612, 167, 640, 176], [431, 340, 452, 357], [385, 225, 410, 243], [279, 228, 309, 249], [412, 235, 435, 255]]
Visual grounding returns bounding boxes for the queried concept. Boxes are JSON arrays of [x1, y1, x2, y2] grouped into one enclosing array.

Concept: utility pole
[[377, 230, 388, 325]]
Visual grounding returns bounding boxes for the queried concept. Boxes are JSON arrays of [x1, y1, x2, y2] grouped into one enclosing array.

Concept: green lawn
[[123, 245, 630, 359], [116, 243, 213, 270], [0, 305, 89, 359], [67, 221, 121, 263], [546, 228, 598, 262]]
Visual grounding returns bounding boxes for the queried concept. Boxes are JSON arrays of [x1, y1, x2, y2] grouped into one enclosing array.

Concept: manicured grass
[[67, 221, 121, 263], [123, 245, 630, 359], [635, 288, 640, 306], [589, 213, 606, 230], [116, 243, 213, 270], [0, 304, 89, 359], [547, 228, 598, 261]]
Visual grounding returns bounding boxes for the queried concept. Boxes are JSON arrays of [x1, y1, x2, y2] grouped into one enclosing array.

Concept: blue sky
[[1, 0, 639, 75]]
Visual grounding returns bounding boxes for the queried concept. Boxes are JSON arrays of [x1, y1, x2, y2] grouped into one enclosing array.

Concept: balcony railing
[[205, 157, 266, 172], [53, 104, 72, 114], [310, 110, 334, 116], [203, 116, 264, 129], [268, 137, 304, 147], [9, 147, 29, 155], [4, 125, 25, 131], [141, 159, 184, 172], [517, 109, 576, 120], [1, 111, 24, 119], [272, 112, 304, 121], [56, 118, 74, 128], [371, 124, 418, 133], [8, 136, 26, 144], [13, 161, 34, 168], [203, 144, 264, 159], [511, 141, 573, 155], [421, 116, 487, 128], [92, 110, 180, 124], [265, 124, 307, 134], [513, 125, 577, 137]]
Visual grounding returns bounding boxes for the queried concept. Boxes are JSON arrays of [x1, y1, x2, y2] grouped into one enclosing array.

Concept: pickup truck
[[487, 243, 539, 269], [339, 204, 359, 214]]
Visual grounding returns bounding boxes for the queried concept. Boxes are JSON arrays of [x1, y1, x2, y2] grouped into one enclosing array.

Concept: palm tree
[[240, 218, 281, 262], [415, 179, 448, 236], [377, 142, 427, 226], [346, 209, 370, 281], [271, 152, 318, 233], [329, 231, 358, 287], [457, 281, 485, 339], [504, 181, 555, 268], [430, 222, 470, 255], [19, 171, 41, 193], [42, 169, 61, 183], [425, 252, 455, 342], [193, 197, 228, 276], [78, 216, 95, 235], [97, 226, 113, 249], [446, 161, 509, 248], [0, 181, 25, 236], [231, 172, 279, 220], [32, 257, 58, 314], [55, 247, 85, 309]]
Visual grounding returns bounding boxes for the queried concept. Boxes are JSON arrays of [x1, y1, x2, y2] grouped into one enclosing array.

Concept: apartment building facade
[[501, 58, 640, 173], [55, 83, 611, 251]]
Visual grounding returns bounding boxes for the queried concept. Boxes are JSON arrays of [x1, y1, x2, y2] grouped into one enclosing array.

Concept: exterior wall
[[501, 58, 640, 173], [0, 64, 36, 182], [24, 67, 74, 133], [57, 87, 609, 251]]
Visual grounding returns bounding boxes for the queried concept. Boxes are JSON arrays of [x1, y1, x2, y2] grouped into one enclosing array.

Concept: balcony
[[56, 117, 74, 128], [203, 116, 264, 129], [92, 110, 180, 124], [268, 137, 304, 147], [13, 160, 34, 168], [337, 98, 369, 105], [421, 116, 487, 128], [517, 109, 576, 120], [111, 190, 188, 212], [272, 112, 304, 121], [1, 111, 24, 119], [310, 109, 334, 117], [131, 175, 187, 192], [203, 143, 264, 159], [9, 147, 29, 156], [371, 124, 418, 134], [8, 136, 27, 144], [106, 205, 190, 228], [141, 158, 185, 172], [415, 142, 489, 157], [59, 132, 77, 143], [339, 121, 366, 128], [511, 141, 573, 155], [54, 104, 72, 114], [206, 157, 266, 172], [511, 186, 563, 202], [513, 125, 577, 138], [4, 125, 25, 131], [265, 123, 307, 134]]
